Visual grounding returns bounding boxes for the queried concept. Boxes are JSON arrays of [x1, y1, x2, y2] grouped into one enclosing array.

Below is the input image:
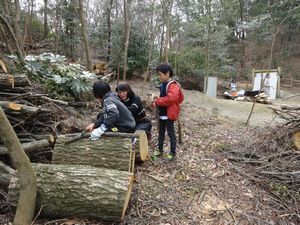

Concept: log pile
[[0, 60, 149, 222], [92, 61, 115, 82]]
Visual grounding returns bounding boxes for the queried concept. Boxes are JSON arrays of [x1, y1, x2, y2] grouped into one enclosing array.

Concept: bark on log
[[0, 139, 52, 155], [103, 130, 148, 161], [0, 74, 29, 88], [54, 130, 148, 165], [8, 163, 134, 221], [53, 135, 134, 172]]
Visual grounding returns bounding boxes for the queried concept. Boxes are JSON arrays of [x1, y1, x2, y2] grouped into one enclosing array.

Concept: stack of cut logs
[[7, 130, 148, 221], [0, 60, 149, 222], [92, 61, 115, 82]]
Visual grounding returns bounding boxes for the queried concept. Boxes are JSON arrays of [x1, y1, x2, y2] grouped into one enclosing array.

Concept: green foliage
[[127, 24, 151, 74], [31, 16, 44, 42], [58, 0, 81, 59], [23, 53, 96, 100], [175, 46, 206, 78]]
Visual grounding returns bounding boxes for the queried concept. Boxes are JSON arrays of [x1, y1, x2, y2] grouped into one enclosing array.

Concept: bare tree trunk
[[122, 0, 131, 81], [54, 0, 62, 54], [144, 1, 157, 82], [0, 23, 14, 55], [237, 0, 246, 79], [79, 0, 92, 71], [0, 14, 25, 64], [205, 0, 212, 78], [106, 0, 113, 62], [117, 62, 120, 85], [43, 0, 49, 39], [159, 25, 164, 62], [0, 106, 36, 225], [14, 0, 24, 54], [164, 0, 173, 63]]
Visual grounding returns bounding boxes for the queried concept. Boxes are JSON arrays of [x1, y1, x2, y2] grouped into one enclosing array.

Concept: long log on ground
[[8, 163, 134, 221], [53, 135, 135, 171], [0, 139, 53, 155], [0, 74, 29, 88], [0, 100, 51, 114]]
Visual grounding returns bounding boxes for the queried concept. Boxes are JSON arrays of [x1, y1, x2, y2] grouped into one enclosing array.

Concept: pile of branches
[[225, 107, 300, 224], [0, 55, 99, 164]]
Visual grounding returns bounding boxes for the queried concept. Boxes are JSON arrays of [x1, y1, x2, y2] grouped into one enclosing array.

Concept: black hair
[[156, 63, 174, 77], [115, 82, 135, 99], [93, 81, 111, 99]]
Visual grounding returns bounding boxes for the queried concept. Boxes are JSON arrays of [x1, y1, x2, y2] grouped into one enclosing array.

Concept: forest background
[[0, 0, 299, 88]]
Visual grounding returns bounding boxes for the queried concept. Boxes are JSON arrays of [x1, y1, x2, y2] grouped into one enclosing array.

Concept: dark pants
[[136, 118, 152, 140], [158, 119, 176, 156]]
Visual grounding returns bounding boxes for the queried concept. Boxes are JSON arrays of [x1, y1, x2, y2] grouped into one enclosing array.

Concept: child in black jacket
[[116, 83, 152, 139]]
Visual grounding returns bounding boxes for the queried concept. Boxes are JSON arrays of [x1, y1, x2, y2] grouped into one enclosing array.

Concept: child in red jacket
[[151, 63, 184, 160]]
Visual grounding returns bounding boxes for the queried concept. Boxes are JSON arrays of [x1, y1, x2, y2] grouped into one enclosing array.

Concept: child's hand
[[86, 123, 95, 132], [151, 102, 156, 108]]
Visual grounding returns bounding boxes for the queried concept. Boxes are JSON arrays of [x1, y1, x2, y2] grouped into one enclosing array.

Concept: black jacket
[[121, 95, 146, 121]]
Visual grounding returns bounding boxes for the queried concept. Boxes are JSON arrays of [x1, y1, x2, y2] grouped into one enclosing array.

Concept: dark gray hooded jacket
[[94, 91, 136, 132]]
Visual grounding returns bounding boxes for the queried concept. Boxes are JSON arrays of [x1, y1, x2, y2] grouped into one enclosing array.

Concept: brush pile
[[225, 105, 300, 224]]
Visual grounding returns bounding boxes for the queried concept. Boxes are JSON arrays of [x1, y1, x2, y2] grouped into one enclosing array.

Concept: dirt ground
[[118, 80, 299, 225], [1, 79, 299, 225]]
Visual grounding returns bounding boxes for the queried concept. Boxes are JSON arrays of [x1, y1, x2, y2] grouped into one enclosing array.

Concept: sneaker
[[165, 153, 175, 161], [151, 150, 163, 161]]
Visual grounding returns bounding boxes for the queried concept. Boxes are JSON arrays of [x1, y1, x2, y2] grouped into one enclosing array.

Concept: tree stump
[[8, 163, 134, 221]]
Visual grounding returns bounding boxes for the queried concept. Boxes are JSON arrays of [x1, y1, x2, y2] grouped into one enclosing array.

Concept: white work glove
[[90, 124, 107, 141]]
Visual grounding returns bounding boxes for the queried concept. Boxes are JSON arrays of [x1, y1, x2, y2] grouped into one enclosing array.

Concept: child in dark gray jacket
[[86, 81, 136, 140]]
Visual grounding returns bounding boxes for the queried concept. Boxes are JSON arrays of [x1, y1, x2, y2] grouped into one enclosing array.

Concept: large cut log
[[53, 135, 135, 172], [8, 163, 134, 221], [56, 131, 148, 161], [0, 74, 29, 88]]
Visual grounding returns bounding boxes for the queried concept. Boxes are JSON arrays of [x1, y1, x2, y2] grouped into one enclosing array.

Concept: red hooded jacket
[[155, 80, 184, 121]]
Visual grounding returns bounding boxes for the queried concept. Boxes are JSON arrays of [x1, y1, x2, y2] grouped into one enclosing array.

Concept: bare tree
[[144, 0, 158, 82], [164, 0, 173, 63], [14, 0, 24, 53], [106, 0, 114, 62], [0, 107, 36, 225], [122, 0, 132, 80], [0, 14, 25, 64], [79, 0, 92, 71], [43, 0, 49, 39], [204, 0, 212, 78]]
